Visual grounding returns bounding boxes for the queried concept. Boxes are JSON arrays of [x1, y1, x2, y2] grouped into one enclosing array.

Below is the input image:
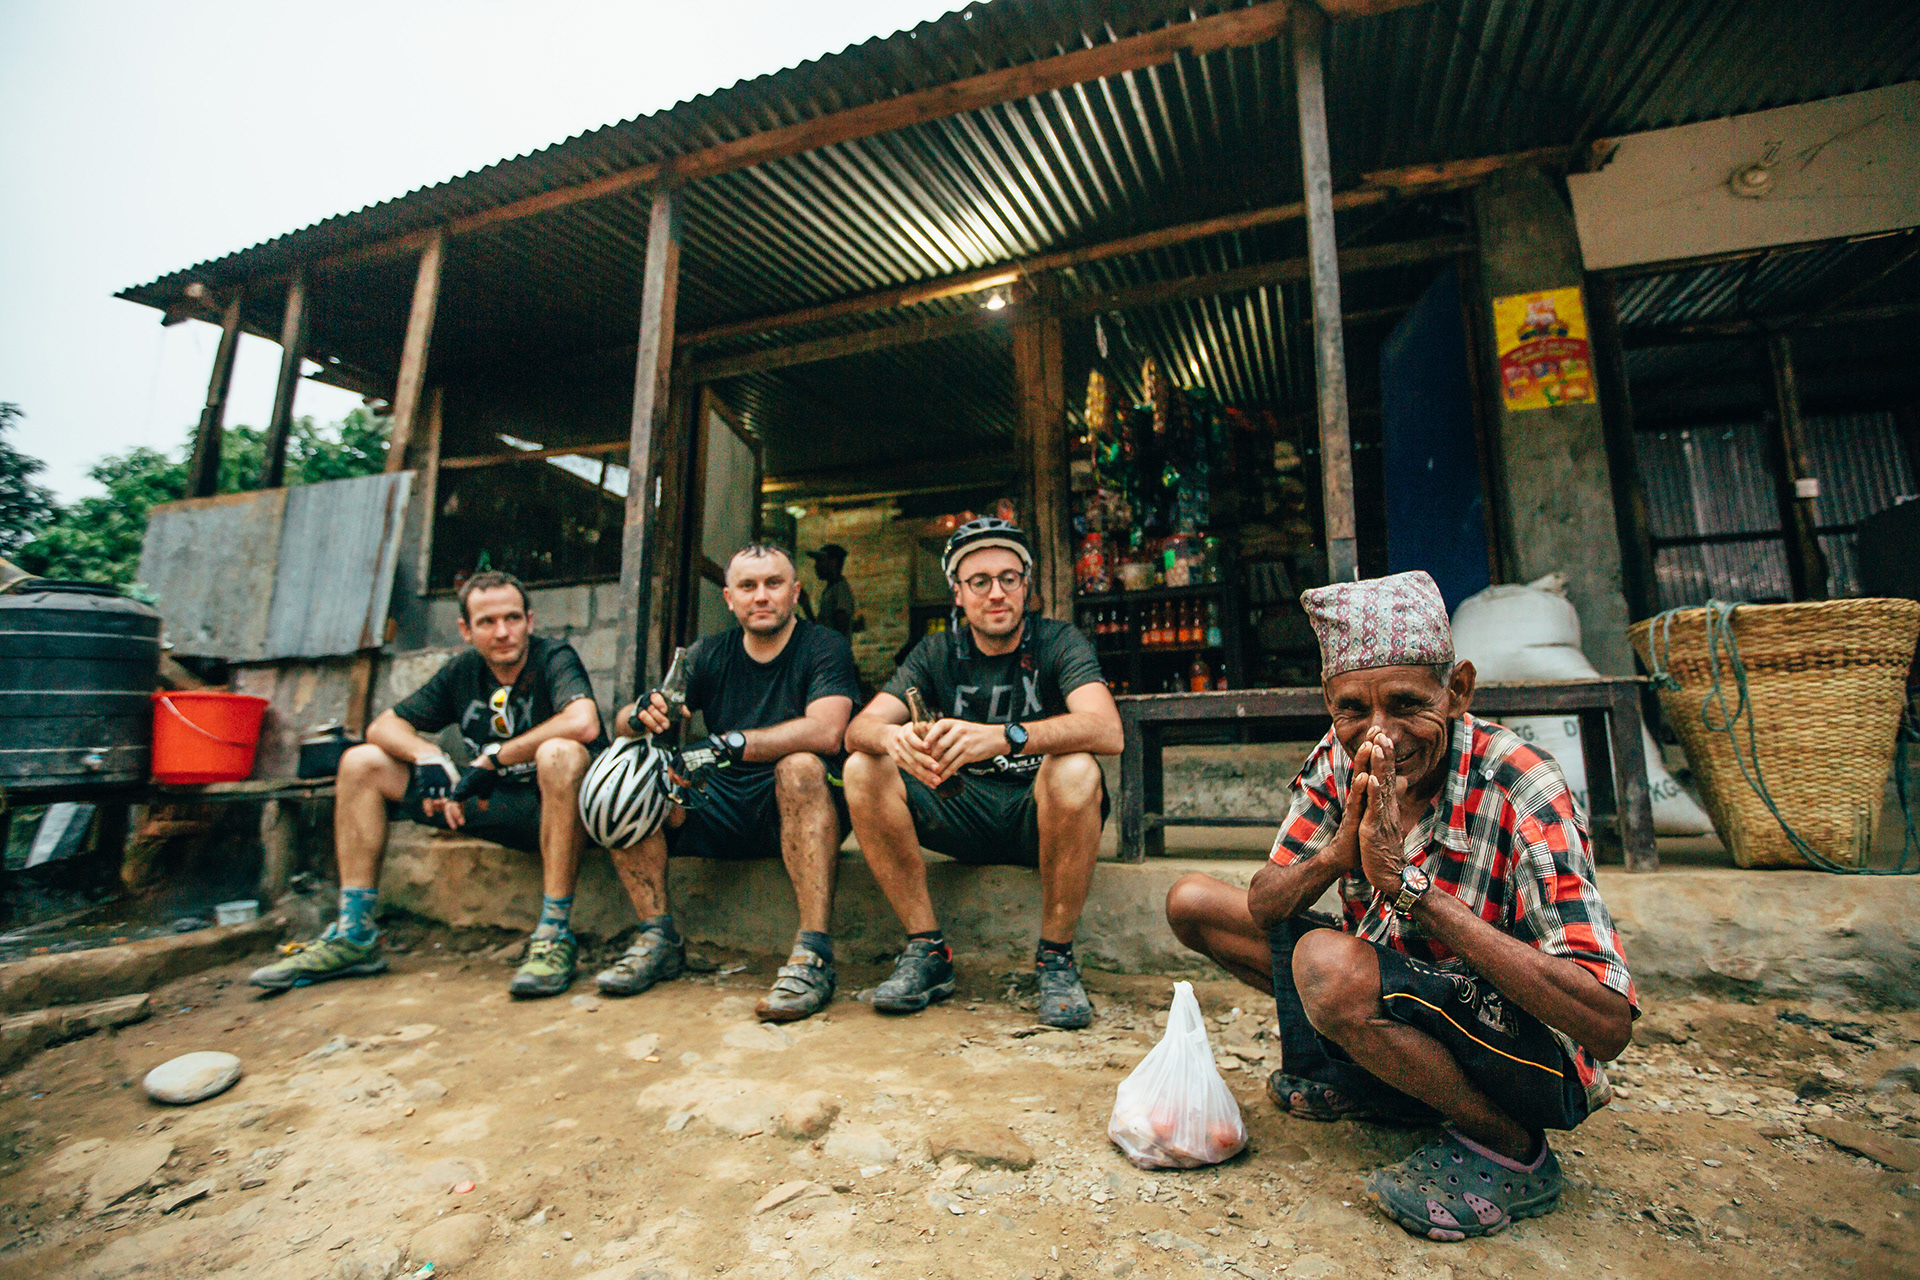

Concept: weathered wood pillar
[[645, 362, 697, 674], [187, 291, 245, 498], [1012, 275, 1072, 620], [615, 190, 683, 707], [1764, 332, 1829, 601], [260, 270, 308, 490], [414, 386, 444, 595], [386, 229, 448, 472], [1586, 273, 1660, 621], [1292, 3, 1357, 584]]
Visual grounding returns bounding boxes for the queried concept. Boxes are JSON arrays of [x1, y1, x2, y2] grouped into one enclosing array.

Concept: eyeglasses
[[960, 570, 1028, 596], [489, 686, 513, 737]]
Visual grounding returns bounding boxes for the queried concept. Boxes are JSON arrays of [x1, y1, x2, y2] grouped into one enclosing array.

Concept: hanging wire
[[1645, 601, 1919, 874]]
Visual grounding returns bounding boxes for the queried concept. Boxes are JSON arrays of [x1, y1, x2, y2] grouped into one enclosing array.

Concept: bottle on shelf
[[1178, 601, 1197, 647], [1144, 604, 1162, 648], [1205, 600, 1223, 648], [1188, 654, 1211, 692]]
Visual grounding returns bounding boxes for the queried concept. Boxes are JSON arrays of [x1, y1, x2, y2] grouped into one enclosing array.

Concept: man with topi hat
[[1165, 570, 1635, 1241]]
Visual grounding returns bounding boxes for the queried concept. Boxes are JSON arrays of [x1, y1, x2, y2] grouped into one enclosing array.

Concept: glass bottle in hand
[[904, 685, 965, 798], [655, 646, 692, 731]]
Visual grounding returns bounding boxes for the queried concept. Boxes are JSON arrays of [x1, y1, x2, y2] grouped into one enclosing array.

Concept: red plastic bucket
[[150, 692, 270, 785]]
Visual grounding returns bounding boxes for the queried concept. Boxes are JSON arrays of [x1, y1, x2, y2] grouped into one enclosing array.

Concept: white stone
[[823, 1123, 897, 1167], [143, 1051, 242, 1105]]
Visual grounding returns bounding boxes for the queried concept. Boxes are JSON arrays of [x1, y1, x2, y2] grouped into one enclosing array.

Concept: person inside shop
[[842, 517, 1123, 1030], [806, 543, 860, 639], [251, 570, 608, 999], [1163, 570, 1636, 1242], [599, 542, 862, 1022]]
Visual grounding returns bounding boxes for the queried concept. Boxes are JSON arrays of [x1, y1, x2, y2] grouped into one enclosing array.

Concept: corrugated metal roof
[[115, 0, 1920, 471]]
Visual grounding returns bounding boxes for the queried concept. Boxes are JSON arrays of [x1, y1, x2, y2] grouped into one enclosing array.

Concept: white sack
[[1108, 981, 1246, 1169], [1451, 574, 1714, 836]]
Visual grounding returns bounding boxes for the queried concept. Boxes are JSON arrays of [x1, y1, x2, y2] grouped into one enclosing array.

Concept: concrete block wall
[[795, 502, 928, 689], [417, 580, 626, 726]]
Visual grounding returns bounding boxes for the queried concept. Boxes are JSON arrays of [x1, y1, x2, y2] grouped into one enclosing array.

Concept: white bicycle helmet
[[577, 737, 674, 849]]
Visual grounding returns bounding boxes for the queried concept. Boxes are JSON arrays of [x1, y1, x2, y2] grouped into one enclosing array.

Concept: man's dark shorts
[[900, 770, 1110, 867], [1275, 921, 1590, 1132], [666, 756, 850, 861], [391, 777, 543, 854]]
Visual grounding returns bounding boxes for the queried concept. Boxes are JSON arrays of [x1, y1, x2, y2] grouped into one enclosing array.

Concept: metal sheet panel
[[137, 490, 287, 661], [263, 472, 415, 660]]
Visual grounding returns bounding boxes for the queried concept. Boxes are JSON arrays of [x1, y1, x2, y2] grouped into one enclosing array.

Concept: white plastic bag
[[1451, 574, 1715, 836], [1108, 981, 1246, 1169]]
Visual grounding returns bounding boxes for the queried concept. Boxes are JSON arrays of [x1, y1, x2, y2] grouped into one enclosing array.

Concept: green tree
[[0, 403, 59, 558], [14, 409, 391, 587]]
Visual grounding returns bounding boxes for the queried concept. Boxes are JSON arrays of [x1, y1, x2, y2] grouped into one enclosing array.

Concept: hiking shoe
[[509, 932, 578, 998], [595, 928, 685, 996], [755, 948, 835, 1023], [248, 926, 387, 990], [871, 938, 955, 1014], [1035, 948, 1093, 1029]]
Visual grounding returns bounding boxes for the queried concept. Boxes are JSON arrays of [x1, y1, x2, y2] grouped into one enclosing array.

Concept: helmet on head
[[577, 738, 674, 849], [942, 517, 1032, 583]]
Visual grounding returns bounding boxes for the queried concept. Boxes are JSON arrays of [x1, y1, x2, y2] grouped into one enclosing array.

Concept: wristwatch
[[476, 742, 503, 770], [1391, 863, 1430, 920], [1003, 723, 1030, 755], [719, 730, 747, 764]]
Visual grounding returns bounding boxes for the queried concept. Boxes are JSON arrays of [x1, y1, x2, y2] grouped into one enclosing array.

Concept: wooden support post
[[187, 291, 244, 498], [386, 229, 448, 472], [414, 387, 444, 596], [1764, 333, 1829, 601], [1586, 274, 1660, 621], [646, 366, 697, 675], [1292, 4, 1357, 583], [615, 189, 682, 708], [260, 270, 308, 490], [1012, 275, 1072, 621]]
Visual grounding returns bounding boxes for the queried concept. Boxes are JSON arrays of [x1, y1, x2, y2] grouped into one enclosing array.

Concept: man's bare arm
[[737, 695, 852, 762], [490, 697, 603, 768], [365, 710, 454, 765]]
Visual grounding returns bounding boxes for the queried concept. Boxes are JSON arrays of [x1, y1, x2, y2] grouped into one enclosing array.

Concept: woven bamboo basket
[[1628, 598, 1920, 869]]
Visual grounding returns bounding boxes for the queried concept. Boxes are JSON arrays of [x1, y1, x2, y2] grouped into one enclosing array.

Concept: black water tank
[[0, 581, 160, 788]]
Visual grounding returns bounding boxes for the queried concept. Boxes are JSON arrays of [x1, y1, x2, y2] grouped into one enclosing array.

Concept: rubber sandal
[[1266, 1071, 1378, 1121], [1363, 1129, 1564, 1242]]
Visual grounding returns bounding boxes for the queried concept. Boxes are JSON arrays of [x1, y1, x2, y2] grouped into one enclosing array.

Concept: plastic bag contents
[[1108, 981, 1246, 1169]]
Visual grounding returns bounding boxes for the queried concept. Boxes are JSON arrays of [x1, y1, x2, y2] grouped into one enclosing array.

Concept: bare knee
[[1037, 752, 1102, 810], [774, 752, 828, 798], [535, 738, 590, 790], [1164, 873, 1223, 941], [1291, 930, 1381, 1042], [841, 751, 895, 800], [338, 742, 398, 790]]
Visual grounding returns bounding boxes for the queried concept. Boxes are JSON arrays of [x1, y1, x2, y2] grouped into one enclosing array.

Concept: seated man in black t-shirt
[[843, 518, 1123, 1030], [602, 543, 862, 1023], [250, 571, 608, 999]]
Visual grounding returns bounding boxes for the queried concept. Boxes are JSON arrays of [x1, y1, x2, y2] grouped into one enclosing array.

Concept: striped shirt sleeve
[[1269, 732, 1347, 867]]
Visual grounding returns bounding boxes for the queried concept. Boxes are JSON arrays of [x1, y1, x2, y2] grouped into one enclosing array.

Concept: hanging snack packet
[[1108, 981, 1247, 1169]]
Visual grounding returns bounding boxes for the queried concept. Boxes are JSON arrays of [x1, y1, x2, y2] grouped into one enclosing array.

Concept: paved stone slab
[[927, 1118, 1035, 1170], [143, 1050, 243, 1104], [84, 1137, 174, 1213]]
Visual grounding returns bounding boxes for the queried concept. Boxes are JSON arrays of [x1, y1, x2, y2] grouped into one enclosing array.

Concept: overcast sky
[[0, 0, 961, 501]]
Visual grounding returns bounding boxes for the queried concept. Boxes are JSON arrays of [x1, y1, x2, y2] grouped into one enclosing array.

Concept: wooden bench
[[154, 777, 337, 901], [1114, 678, 1658, 871]]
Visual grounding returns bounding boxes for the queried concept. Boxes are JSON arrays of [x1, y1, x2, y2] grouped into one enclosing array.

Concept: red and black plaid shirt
[[1270, 713, 1638, 1108]]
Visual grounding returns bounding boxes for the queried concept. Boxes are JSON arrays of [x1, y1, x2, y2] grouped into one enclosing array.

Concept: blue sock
[[337, 887, 378, 944], [797, 930, 833, 963], [641, 914, 681, 945], [533, 894, 574, 940]]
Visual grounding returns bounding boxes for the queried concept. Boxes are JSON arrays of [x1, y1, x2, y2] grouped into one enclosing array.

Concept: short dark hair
[[459, 570, 530, 621], [725, 543, 797, 579]]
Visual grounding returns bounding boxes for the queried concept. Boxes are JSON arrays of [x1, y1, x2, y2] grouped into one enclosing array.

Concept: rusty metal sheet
[[138, 489, 287, 661], [264, 472, 414, 660]]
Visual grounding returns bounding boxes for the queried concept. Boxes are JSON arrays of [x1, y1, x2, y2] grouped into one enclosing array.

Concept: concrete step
[[375, 825, 1920, 1005]]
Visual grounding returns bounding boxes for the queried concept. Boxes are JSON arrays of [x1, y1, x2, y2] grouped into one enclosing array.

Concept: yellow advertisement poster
[[1493, 287, 1594, 410]]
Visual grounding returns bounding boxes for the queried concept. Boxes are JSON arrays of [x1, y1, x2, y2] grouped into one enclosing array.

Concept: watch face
[[1405, 865, 1430, 892]]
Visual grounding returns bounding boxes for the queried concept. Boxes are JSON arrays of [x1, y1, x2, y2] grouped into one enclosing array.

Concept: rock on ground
[[408, 1212, 492, 1270], [822, 1122, 896, 1166], [927, 1117, 1035, 1170], [142, 1050, 242, 1104], [83, 1137, 173, 1213], [779, 1089, 841, 1139]]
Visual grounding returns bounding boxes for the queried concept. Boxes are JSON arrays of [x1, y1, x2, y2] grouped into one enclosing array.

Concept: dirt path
[[0, 924, 1916, 1280]]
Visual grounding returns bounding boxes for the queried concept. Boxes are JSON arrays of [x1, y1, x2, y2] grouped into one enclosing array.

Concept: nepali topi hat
[[1301, 570, 1453, 679]]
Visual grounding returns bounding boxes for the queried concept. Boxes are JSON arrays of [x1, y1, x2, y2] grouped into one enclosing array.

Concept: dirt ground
[[1, 923, 1917, 1280]]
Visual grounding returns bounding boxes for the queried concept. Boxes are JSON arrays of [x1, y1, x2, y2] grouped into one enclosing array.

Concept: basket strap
[[1687, 600, 1917, 876]]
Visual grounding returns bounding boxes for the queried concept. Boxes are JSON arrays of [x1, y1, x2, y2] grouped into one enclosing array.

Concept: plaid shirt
[[1270, 713, 1637, 1109]]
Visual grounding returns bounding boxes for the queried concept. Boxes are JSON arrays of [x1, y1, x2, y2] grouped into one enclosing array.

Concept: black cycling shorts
[[666, 756, 850, 861], [392, 776, 543, 854], [900, 769, 1110, 868], [1304, 937, 1591, 1133]]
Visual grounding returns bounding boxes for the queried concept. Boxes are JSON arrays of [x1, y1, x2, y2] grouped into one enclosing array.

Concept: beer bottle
[[658, 646, 691, 717], [904, 686, 965, 798]]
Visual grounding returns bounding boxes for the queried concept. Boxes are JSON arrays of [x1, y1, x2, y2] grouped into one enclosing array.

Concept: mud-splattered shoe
[[248, 927, 387, 990]]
